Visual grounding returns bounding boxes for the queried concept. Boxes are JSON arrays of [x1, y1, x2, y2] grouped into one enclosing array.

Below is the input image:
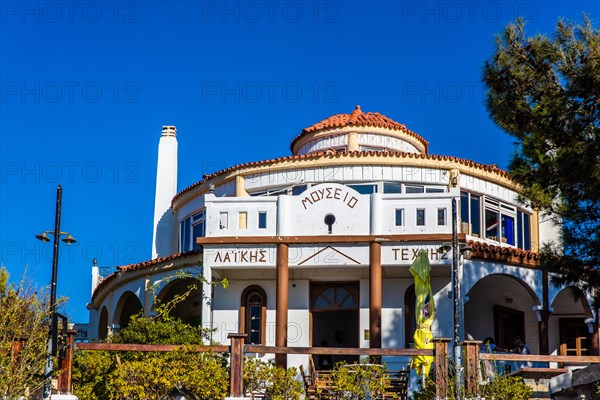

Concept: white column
[[152, 126, 178, 259]]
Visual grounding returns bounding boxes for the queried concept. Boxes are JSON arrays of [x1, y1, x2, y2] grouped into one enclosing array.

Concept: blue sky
[[1, 0, 598, 323]]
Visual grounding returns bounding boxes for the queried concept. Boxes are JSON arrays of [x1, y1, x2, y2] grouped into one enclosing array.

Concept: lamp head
[[437, 244, 452, 254], [61, 234, 77, 245], [460, 246, 473, 260], [35, 232, 51, 243]]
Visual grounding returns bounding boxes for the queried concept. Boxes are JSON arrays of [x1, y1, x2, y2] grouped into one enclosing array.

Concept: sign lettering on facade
[[204, 245, 277, 267], [301, 187, 358, 209], [381, 243, 451, 265]]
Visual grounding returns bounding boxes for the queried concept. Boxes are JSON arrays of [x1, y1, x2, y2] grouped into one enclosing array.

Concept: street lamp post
[[450, 197, 472, 400], [36, 185, 76, 400]]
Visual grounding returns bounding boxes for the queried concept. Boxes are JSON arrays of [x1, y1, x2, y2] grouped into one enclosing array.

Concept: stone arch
[[113, 291, 143, 330], [550, 286, 593, 319], [465, 273, 541, 352], [154, 277, 203, 326], [98, 306, 108, 340]]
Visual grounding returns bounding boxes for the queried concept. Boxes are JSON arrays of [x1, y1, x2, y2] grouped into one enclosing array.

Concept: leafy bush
[[329, 360, 392, 400], [244, 357, 304, 400], [0, 267, 50, 399]]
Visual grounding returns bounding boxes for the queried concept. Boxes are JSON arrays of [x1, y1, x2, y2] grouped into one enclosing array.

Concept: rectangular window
[[291, 185, 307, 196], [523, 213, 531, 250], [384, 182, 402, 194], [517, 211, 524, 248], [348, 184, 377, 194], [461, 191, 470, 233], [416, 209, 425, 226], [559, 318, 591, 357], [494, 305, 525, 351], [239, 212, 247, 229], [219, 212, 228, 229], [179, 218, 191, 252], [501, 214, 515, 245], [258, 212, 267, 229], [485, 208, 499, 241], [437, 208, 446, 226], [426, 187, 445, 193], [191, 210, 206, 250], [406, 185, 424, 193], [470, 194, 481, 237], [395, 209, 404, 226]]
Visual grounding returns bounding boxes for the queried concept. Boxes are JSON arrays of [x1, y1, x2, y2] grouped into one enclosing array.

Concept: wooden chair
[[300, 364, 318, 399], [382, 368, 409, 400]]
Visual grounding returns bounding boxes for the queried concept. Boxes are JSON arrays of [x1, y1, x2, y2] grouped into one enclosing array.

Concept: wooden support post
[[432, 338, 450, 399], [369, 242, 382, 351], [463, 340, 481, 397], [538, 310, 551, 355], [58, 329, 76, 394], [228, 333, 247, 398], [275, 243, 289, 368]]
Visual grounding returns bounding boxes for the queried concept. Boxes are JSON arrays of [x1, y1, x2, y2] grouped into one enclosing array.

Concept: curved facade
[[88, 106, 598, 370]]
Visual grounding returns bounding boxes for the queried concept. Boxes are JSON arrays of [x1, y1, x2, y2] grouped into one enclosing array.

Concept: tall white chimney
[[152, 126, 178, 259]]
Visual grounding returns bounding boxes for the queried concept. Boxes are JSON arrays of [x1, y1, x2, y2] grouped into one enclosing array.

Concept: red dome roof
[[290, 105, 428, 153]]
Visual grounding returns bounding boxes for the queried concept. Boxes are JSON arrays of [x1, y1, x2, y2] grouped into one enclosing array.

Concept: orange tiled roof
[[290, 105, 429, 153], [172, 150, 510, 205], [468, 240, 540, 267], [91, 250, 202, 301]]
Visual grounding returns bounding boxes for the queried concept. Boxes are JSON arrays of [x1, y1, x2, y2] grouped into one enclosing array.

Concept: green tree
[[0, 267, 50, 399], [483, 16, 600, 291]]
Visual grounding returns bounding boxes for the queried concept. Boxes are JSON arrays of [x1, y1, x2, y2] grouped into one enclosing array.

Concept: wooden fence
[[9, 334, 600, 398]]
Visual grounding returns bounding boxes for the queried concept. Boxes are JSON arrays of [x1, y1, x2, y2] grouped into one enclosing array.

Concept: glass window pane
[[340, 295, 357, 308], [517, 211, 524, 248], [523, 213, 531, 250], [258, 212, 267, 229], [461, 191, 470, 232], [438, 208, 446, 226], [181, 218, 191, 251], [348, 184, 377, 194], [416, 209, 425, 226], [485, 209, 499, 241], [192, 222, 204, 250], [395, 209, 404, 226], [501, 214, 515, 245], [406, 185, 424, 193], [471, 195, 481, 237], [384, 182, 402, 193], [335, 288, 350, 304], [219, 212, 228, 229], [426, 187, 445, 193], [292, 185, 307, 195]]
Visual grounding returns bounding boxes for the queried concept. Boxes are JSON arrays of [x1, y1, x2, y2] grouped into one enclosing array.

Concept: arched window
[[240, 286, 267, 345], [404, 284, 416, 348], [312, 286, 358, 310]]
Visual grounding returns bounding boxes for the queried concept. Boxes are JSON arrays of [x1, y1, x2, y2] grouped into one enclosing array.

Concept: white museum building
[[87, 106, 599, 374]]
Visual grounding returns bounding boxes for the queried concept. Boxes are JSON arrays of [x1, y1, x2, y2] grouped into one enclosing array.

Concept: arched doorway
[[98, 306, 108, 340], [155, 277, 203, 326], [465, 274, 540, 352], [113, 291, 143, 331], [240, 285, 267, 345], [404, 284, 416, 348], [310, 282, 359, 367], [550, 287, 594, 356]]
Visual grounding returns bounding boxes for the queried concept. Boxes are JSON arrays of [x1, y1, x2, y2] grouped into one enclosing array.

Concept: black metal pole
[[43, 185, 62, 400], [50, 185, 62, 356], [452, 197, 463, 399]]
